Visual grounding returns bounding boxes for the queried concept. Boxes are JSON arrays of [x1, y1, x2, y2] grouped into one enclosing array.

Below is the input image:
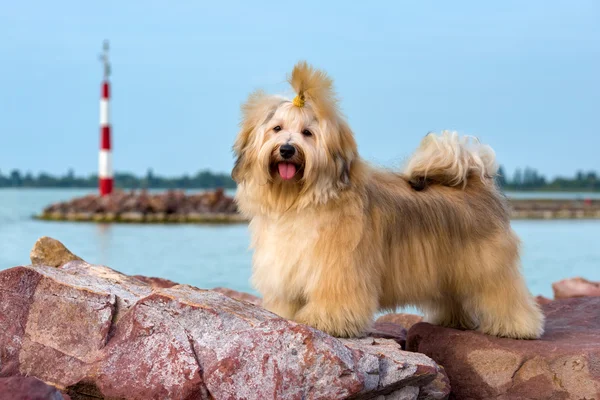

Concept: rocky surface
[[211, 287, 262, 307], [407, 297, 600, 400], [376, 314, 424, 331], [366, 322, 408, 350], [131, 274, 179, 289], [37, 188, 246, 224], [534, 295, 553, 305], [0, 238, 449, 400], [0, 376, 71, 400], [552, 276, 600, 299]]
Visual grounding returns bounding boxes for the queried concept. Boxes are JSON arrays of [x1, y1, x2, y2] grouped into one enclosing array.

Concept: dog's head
[[232, 61, 358, 213]]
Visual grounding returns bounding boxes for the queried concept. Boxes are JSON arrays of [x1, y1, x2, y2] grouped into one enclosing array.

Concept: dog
[[231, 61, 545, 339]]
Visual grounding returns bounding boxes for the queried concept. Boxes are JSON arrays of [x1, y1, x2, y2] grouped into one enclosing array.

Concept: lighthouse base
[[99, 178, 113, 196]]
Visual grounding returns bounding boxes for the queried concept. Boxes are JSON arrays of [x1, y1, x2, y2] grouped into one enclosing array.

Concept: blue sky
[[1, 1, 598, 179]]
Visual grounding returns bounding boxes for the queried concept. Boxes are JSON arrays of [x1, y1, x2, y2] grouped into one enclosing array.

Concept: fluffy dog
[[232, 61, 545, 339]]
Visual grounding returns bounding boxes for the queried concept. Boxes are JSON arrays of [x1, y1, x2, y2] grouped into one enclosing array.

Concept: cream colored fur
[[232, 61, 545, 339], [404, 131, 498, 188]]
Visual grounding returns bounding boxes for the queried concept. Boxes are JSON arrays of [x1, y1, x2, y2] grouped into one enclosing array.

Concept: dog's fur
[[232, 61, 545, 339]]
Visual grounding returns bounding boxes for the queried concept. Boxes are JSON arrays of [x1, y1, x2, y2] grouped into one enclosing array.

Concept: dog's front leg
[[294, 259, 378, 338]]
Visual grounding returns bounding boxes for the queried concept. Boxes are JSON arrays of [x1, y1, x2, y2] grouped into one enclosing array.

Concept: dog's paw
[[294, 304, 369, 338]]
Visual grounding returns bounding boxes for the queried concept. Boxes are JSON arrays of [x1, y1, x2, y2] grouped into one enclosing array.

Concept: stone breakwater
[[35, 189, 600, 223], [510, 197, 600, 219], [36, 188, 246, 224]]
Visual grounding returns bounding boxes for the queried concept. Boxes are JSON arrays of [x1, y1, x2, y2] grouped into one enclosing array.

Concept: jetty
[[35, 188, 246, 224], [510, 197, 600, 219]]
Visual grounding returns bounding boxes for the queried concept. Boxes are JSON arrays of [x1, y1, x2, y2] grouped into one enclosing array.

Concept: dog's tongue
[[278, 163, 297, 180]]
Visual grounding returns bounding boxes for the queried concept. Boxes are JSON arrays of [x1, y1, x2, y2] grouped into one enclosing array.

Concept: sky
[[1, 1, 598, 180]]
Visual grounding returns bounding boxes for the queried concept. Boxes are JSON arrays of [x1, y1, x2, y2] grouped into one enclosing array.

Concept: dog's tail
[[404, 131, 498, 188]]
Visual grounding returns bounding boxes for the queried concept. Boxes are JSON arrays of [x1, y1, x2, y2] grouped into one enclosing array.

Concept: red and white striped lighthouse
[[99, 40, 113, 196]]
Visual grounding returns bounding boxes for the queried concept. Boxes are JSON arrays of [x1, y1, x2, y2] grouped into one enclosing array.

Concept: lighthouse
[[99, 40, 113, 196]]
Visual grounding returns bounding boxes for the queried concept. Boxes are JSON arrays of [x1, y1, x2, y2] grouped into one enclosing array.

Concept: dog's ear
[[231, 153, 245, 183], [232, 120, 253, 183], [231, 91, 281, 183], [333, 120, 357, 188], [336, 154, 351, 187], [231, 123, 251, 183]]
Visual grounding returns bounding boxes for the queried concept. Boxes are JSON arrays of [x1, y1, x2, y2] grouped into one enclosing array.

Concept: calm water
[[1, 189, 599, 301], [504, 191, 600, 200]]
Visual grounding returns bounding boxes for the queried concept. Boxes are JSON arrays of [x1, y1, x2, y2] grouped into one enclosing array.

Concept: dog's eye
[[302, 129, 313, 137], [273, 125, 282, 132]]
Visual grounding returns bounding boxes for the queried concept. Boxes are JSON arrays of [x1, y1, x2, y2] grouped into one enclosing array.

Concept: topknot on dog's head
[[288, 61, 339, 120]]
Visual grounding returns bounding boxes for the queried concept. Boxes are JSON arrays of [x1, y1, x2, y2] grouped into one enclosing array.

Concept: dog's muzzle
[[279, 144, 295, 159], [271, 144, 304, 182]]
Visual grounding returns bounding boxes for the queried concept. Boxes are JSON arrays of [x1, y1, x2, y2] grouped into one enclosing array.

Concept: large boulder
[[0, 238, 450, 400], [552, 277, 600, 299], [407, 297, 600, 399]]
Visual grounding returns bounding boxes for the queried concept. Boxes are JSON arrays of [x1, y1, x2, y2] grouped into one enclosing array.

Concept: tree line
[[496, 166, 600, 191], [0, 169, 236, 189], [0, 166, 598, 191]]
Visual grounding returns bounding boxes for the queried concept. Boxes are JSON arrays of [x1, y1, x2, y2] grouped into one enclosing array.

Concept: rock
[[376, 313, 424, 330], [552, 277, 600, 299], [0, 376, 71, 400], [132, 275, 179, 289], [212, 286, 262, 306], [1, 238, 449, 400], [199, 290, 411, 349], [29, 236, 83, 267], [407, 297, 600, 400], [342, 338, 450, 400], [200, 291, 411, 349], [120, 211, 145, 222], [535, 295, 553, 305], [366, 322, 408, 349]]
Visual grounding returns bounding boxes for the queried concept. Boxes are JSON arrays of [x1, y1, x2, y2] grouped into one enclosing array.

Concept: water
[[1, 189, 599, 301], [504, 191, 600, 200]]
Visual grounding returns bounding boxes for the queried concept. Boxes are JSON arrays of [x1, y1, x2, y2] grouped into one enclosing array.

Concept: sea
[[1, 188, 599, 303]]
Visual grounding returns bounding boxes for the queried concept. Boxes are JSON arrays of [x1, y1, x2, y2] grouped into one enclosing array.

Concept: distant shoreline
[[1, 165, 599, 192]]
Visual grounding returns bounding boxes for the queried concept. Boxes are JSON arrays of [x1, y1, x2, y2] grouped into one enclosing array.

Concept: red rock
[[407, 297, 600, 399], [132, 275, 179, 289], [204, 294, 412, 349], [535, 295, 553, 305], [366, 322, 407, 349], [211, 287, 262, 306], [552, 277, 600, 299], [0, 376, 70, 400], [0, 239, 449, 399], [148, 195, 167, 213], [376, 313, 424, 330], [122, 194, 140, 211]]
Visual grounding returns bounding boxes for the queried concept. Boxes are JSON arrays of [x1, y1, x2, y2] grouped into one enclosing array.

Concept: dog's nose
[[280, 144, 296, 159]]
